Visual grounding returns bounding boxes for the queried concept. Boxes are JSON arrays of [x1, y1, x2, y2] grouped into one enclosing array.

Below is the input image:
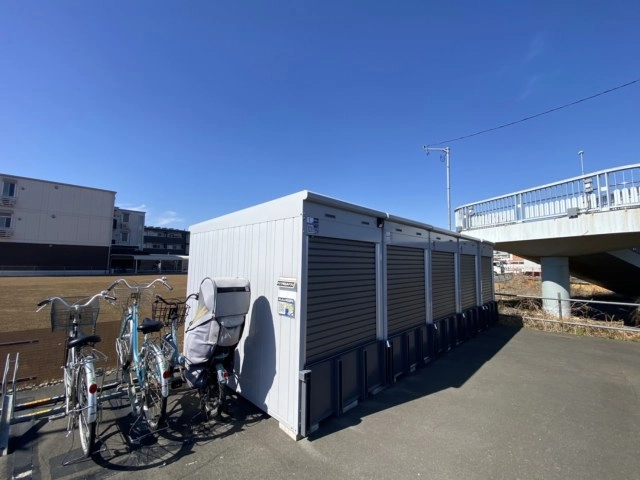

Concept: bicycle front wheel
[[116, 319, 133, 371], [75, 365, 97, 457], [142, 346, 167, 430]]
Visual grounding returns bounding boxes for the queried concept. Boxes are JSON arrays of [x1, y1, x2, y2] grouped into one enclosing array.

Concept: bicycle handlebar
[[36, 290, 115, 312], [106, 276, 173, 293], [154, 292, 198, 305]]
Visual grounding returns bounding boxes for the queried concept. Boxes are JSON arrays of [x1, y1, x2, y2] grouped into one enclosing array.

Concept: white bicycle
[[37, 290, 112, 457]]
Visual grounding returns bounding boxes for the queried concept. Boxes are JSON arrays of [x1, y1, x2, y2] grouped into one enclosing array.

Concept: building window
[[121, 232, 129, 242], [0, 212, 12, 228], [123, 213, 130, 223], [1, 181, 16, 198], [1, 180, 17, 206]]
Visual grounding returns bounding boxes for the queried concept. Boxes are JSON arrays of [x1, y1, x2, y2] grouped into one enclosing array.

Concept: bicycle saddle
[[139, 318, 163, 334], [67, 333, 102, 350]]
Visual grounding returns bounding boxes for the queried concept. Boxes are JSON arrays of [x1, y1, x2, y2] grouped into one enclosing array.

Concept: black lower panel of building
[[0, 242, 109, 270]]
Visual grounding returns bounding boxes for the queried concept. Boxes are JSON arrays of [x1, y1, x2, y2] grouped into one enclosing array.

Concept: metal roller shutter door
[[387, 245, 426, 336], [460, 254, 477, 310], [431, 251, 456, 320], [306, 237, 377, 365], [481, 256, 493, 304]]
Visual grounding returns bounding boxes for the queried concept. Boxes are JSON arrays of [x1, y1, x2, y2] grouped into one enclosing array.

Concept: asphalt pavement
[[3, 324, 640, 480]]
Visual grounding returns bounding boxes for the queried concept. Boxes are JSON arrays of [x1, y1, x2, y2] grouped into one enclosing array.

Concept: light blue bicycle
[[106, 277, 173, 431]]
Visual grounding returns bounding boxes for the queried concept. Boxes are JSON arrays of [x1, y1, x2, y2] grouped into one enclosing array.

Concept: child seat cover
[[182, 277, 251, 387]]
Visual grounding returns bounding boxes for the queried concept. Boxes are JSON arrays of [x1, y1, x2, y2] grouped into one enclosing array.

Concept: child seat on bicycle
[[182, 277, 251, 388]]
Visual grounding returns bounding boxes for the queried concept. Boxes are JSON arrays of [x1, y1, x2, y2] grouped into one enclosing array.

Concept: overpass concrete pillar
[[541, 257, 571, 318]]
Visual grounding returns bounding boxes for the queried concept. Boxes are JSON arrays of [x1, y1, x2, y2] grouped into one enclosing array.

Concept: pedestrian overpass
[[455, 163, 640, 316]]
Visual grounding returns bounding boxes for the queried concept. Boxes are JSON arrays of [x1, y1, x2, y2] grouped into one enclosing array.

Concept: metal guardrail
[[497, 292, 640, 332], [456, 163, 640, 231]]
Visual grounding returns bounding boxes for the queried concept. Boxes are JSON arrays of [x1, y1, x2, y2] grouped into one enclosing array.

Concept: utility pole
[[578, 150, 585, 176], [423, 145, 451, 231]]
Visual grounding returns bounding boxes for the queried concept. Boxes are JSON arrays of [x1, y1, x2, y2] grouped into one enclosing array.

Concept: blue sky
[[1, 1, 639, 230]]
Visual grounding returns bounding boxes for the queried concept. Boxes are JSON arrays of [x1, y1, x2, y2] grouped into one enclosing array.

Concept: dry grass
[[495, 273, 614, 298], [497, 273, 640, 342], [0, 274, 188, 333]]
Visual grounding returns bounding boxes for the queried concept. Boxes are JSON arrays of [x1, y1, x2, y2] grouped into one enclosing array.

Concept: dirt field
[[0, 274, 188, 386], [0, 274, 188, 333]]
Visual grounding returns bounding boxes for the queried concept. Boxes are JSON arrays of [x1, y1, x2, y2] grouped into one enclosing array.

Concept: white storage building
[[187, 191, 496, 439]]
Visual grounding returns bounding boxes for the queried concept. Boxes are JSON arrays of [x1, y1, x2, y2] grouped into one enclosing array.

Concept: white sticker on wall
[[306, 216, 319, 235], [278, 297, 295, 318]]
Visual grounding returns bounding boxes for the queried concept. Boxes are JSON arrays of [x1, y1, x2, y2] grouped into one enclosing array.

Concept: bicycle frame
[[164, 314, 181, 370], [153, 293, 196, 376], [108, 277, 172, 428], [64, 342, 99, 424], [123, 299, 169, 397], [166, 298, 193, 367]]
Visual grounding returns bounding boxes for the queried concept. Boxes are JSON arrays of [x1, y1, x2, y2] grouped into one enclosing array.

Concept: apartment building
[[0, 173, 115, 272], [143, 226, 189, 255], [111, 207, 146, 253]]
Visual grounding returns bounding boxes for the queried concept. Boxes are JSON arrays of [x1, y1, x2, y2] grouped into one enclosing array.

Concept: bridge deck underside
[[569, 253, 640, 297], [468, 228, 640, 297]]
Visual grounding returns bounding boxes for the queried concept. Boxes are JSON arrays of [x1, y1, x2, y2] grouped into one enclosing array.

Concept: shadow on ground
[[308, 324, 521, 441], [6, 381, 268, 480]]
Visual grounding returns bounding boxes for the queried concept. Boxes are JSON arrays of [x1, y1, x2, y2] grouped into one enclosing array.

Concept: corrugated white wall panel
[[187, 213, 304, 433]]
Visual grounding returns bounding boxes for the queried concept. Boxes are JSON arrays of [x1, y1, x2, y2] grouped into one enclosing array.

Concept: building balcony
[[144, 236, 185, 244], [0, 196, 16, 207]]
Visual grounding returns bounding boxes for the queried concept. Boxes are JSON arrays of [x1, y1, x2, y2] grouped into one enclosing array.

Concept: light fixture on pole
[[423, 145, 451, 231], [578, 150, 585, 176]]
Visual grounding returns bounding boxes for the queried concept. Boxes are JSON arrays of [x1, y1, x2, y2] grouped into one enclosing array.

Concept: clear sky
[[2, 1, 639, 230]]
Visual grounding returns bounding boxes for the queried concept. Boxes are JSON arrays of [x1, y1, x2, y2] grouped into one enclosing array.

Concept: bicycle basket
[[50, 297, 100, 332], [152, 299, 190, 327], [110, 283, 155, 315]]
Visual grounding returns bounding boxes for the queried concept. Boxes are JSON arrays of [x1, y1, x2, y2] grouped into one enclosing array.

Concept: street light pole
[[423, 145, 451, 231], [578, 150, 585, 176]]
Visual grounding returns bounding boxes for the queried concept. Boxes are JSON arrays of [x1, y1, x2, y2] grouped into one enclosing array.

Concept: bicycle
[[154, 292, 226, 419], [152, 292, 196, 389], [153, 277, 250, 421], [106, 277, 173, 432], [36, 291, 112, 458]]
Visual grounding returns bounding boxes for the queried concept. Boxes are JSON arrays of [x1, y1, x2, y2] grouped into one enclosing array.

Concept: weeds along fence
[[497, 292, 640, 341]]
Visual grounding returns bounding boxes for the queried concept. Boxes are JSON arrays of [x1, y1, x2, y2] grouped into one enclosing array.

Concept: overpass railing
[[455, 163, 640, 231]]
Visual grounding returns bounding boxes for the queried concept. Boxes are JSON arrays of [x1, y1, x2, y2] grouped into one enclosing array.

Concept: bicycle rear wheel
[[142, 346, 167, 430], [75, 365, 96, 457], [202, 369, 225, 420]]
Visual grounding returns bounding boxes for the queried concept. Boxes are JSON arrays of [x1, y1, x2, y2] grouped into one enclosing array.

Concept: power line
[[427, 78, 640, 146]]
